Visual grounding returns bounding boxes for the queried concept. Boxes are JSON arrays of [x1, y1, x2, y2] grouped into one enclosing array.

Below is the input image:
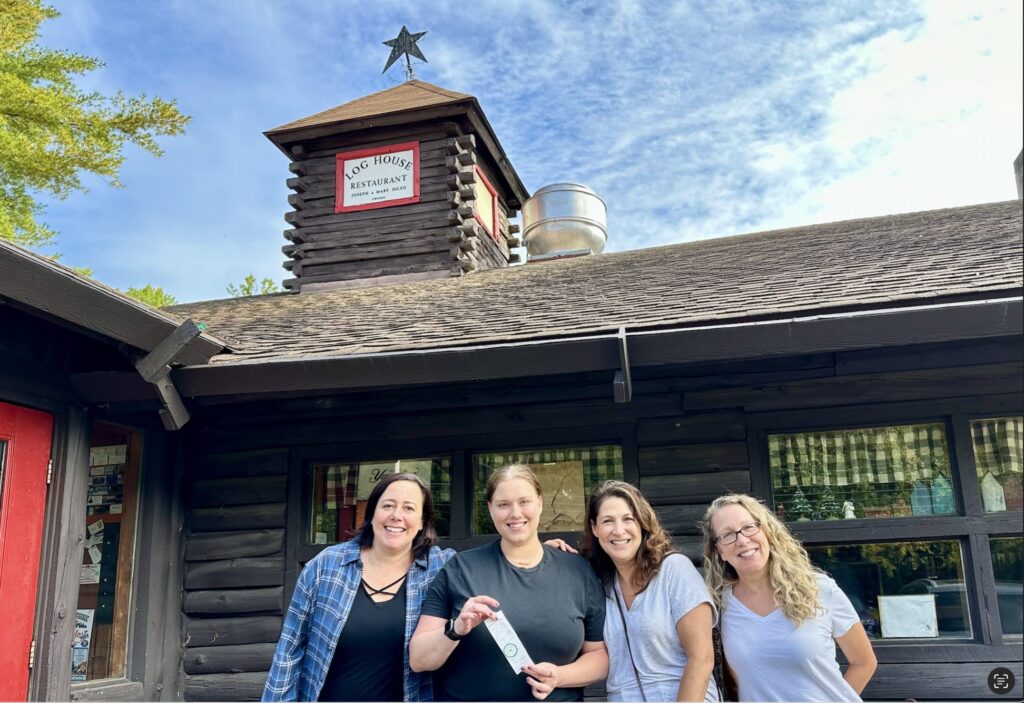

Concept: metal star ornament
[[382, 26, 428, 80]]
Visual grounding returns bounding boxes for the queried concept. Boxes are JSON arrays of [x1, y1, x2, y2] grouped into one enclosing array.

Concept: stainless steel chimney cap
[[522, 182, 607, 256]]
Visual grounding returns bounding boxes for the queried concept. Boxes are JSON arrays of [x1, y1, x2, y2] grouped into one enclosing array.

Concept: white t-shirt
[[605, 553, 719, 702], [722, 574, 861, 702]]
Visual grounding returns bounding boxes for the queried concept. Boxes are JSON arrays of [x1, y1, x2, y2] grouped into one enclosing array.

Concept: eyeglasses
[[715, 521, 761, 545]]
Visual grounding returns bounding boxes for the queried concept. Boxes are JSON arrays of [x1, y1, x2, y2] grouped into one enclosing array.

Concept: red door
[[0, 401, 54, 700]]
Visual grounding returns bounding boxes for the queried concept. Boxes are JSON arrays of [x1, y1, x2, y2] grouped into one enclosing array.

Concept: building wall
[[178, 337, 1023, 701]]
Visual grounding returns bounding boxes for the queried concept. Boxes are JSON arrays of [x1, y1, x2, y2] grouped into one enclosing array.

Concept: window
[[989, 537, 1023, 637], [471, 445, 622, 535], [768, 423, 953, 521], [308, 456, 452, 544], [472, 165, 499, 242], [808, 540, 970, 639], [971, 417, 1023, 512], [71, 423, 141, 682]]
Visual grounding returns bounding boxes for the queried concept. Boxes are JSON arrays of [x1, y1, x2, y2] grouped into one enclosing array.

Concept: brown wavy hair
[[581, 480, 675, 594], [700, 493, 821, 625], [355, 472, 438, 560]]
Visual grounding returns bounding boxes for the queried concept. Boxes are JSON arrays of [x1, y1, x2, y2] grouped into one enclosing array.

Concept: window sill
[[69, 678, 143, 701]]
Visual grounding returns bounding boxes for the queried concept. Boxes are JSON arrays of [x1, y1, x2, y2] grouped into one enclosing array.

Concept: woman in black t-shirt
[[410, 464, 608, 701]]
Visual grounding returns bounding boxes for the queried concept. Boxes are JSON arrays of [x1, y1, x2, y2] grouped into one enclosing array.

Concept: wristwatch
[[444, 618, 467, 641]]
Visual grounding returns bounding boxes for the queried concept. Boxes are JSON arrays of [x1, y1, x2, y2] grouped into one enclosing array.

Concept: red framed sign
[[335, 141, 420, 213], [473, 165, 499, 242]]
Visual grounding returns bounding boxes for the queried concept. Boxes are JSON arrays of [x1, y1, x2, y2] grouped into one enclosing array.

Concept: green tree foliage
[[124, 284, 176, 308], [0, 0, 189, 248], [227, 274, 280, 297]]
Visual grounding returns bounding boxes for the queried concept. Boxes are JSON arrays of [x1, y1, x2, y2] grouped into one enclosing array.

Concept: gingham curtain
[[324, 463, 356, 509], [971, 417, 1023, 477], [768, 424, 950, 488]]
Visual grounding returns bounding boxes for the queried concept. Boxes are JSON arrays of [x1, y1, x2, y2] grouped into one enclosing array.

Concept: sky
[[36, 0, 1024, 303]]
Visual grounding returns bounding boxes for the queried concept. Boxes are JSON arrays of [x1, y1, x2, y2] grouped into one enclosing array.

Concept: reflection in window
[[807, 540, 970, 639], [769, 423, 953, 521], [989, 537, 1023, 637], [309, 457, 452, 544], [971, 417, 1023, 513], [472, 445, 622, 535], [72, 423, 140, 682]]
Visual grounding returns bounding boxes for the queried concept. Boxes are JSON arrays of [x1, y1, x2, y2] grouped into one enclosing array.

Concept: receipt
[[483, 611, 534, 674]]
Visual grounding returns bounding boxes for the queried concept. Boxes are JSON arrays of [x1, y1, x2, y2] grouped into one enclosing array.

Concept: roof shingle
[[169, 200, 1024, 365]]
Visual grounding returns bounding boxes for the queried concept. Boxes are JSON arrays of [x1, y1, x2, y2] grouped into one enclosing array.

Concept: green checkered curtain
[[769, 423, 950, 488], [477, 446, 621, 486], [971, 417, 1023, 477]]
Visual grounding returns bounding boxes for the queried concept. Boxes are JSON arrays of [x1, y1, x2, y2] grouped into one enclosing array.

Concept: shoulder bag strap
[[613, 584, 647, 702]]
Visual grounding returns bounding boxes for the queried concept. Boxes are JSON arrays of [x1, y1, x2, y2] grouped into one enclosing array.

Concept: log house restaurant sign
[[335, 141, 421, 212]]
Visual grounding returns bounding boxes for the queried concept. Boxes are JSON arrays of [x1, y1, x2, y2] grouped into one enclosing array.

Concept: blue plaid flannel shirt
[[262, 540, 454, 702]]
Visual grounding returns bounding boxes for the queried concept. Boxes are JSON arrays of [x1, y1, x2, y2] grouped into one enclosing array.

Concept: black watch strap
[[444, 618, 467, 641]]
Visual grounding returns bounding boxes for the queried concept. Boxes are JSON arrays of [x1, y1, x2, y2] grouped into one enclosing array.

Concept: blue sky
[[37, 0, 1023, 303]]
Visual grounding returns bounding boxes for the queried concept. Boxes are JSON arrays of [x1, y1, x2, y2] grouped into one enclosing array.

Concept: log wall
[[179, 338, 1022, 701], [280, 121, 520, 291], [181, 450, 288, 701]]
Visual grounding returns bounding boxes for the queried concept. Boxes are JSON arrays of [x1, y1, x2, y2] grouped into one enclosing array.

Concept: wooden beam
[[153, 371, 190, 430], [134, 319, 205, 383]]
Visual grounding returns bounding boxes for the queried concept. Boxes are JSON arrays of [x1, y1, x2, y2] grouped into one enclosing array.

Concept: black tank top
[[318, 579, 407, 702]]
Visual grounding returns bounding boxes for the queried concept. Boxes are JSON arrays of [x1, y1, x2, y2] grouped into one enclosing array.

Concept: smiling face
[[592, 495, 642, 567], [710, 503, 770, 579], [371, 479, 424, 555], [487, 477, 543, 547]]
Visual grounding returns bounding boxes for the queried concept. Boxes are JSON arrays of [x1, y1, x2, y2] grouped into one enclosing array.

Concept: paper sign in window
[[879, 594, 939, 638]]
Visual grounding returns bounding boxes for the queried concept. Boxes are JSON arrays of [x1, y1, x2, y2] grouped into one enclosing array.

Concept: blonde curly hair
[[701, 493, 822, 625]]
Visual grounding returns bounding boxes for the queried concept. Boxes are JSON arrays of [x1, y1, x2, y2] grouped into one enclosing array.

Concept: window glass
[[808, 540, 970, 639], [309, 456, 451, 544], [769, 423, 953, 521], [989, 537, 1023, 637], [471, 445, 622, 535], [72, 423, 140, 682], [971, 417, 1023, 513]]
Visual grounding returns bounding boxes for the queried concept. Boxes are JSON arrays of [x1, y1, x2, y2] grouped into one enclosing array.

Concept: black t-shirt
[[318, 580, 406, 702], [421, 541, 605, 702]]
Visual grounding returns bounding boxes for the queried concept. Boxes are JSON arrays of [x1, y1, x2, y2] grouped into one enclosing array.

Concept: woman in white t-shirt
[[581, 480, 718, 702], [701, 494, 876, 702]]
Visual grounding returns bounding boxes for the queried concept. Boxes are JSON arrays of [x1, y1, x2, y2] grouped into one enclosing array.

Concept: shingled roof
[[170, 200, 1023, 365], [265, 80, 472, 135]]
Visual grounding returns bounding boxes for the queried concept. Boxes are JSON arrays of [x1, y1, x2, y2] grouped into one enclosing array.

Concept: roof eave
[[0, 239, 228, 364], [69, 296, 1017, 404]]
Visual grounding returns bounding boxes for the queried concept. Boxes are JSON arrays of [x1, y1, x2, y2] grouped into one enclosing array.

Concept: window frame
[[747, 394, 1022, 661], [287, 425, 637, 569]]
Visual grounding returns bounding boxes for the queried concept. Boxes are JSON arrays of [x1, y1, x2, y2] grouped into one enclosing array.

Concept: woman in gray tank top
[[581, 480, 719, 702]]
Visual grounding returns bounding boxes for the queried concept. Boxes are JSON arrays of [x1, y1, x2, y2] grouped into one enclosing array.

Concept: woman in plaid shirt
[[263, 472, 455, 701]]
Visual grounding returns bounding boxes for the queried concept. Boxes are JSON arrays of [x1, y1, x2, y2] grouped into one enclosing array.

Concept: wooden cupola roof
[[265, 80, 529, 208]]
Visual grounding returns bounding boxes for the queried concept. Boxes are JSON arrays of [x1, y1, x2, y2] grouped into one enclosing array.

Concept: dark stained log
[[685, 363, 1024, 412], [185, 616, 283, 647], [186, 529, 285, 561], [184, 556, 284, 590], [655, 504, 708, 535], [305, 129, 457, 157], [639, 471, 750, 505], [287, 161, 305, 176], [195, 449, 288, 479], [293, 220, 461, 250], [836, 336, 1023, 376], [637, 411, 747, 445], [183, 587, 284, 615], [183, 672, 268, 702], [197, 394, 685, 451], [189, 475, 286, 508], [297, 251, 455, 282], [638, 442, 749, 476], [287, 193, 303, 210], [862, 662, 1022, 699], [68, 680, 145, 701], [292, 237, 452, 267], [508, 223, 521, 234], [190, 503, 286, 532], [183, 643, 276, 674]]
